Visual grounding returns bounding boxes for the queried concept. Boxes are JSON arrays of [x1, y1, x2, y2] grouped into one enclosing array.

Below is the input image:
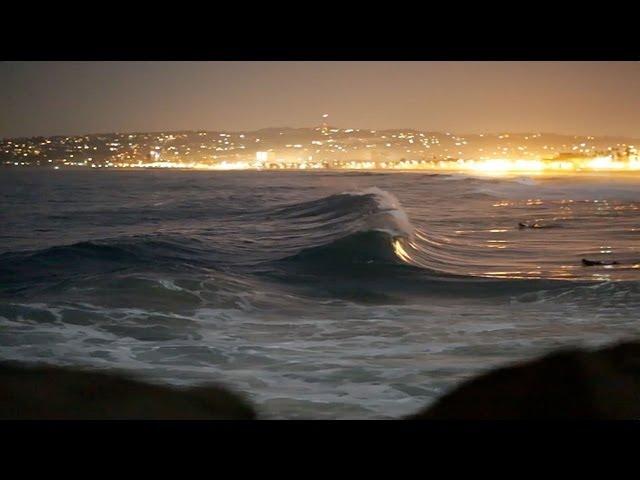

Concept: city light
[[3, 129, 639, 175]]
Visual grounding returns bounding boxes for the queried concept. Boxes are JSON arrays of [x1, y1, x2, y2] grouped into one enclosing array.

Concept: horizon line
[[3, 126, 639, 142]]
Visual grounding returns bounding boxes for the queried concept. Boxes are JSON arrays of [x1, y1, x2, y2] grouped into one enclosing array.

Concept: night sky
[[1, 61, 638, 139]]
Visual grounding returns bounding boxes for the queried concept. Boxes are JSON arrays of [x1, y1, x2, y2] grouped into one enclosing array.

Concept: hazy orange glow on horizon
[[1, 62, 638, 139]]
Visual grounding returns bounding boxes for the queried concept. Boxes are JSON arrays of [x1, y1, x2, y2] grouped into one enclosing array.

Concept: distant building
[[255, 151, 272, 167]]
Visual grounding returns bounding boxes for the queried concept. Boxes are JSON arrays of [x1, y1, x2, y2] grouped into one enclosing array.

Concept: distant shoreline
[[4, 165, 640, 179]]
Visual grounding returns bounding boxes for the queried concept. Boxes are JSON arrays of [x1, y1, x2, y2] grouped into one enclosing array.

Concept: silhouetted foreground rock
[[408, 342, 640, 419], [3, 341, 640, 420], [0, 363, 256, 419]]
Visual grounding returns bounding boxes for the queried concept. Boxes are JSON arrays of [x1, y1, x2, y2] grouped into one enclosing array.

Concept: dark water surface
[[1, 169, 639, 418]]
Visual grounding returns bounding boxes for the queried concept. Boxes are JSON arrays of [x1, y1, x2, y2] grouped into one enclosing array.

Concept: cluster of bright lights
[[94, 155, 640, 174], [32, 153, 640, 175], [437, 155, 640, 175]]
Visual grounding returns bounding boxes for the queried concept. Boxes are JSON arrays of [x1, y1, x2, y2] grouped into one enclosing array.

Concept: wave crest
[[273, 186, 413, 237], [272, 187, 415, 266]]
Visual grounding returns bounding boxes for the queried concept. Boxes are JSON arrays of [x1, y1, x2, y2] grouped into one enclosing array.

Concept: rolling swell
[[1, 185, 594, 301], [271, 187, 416, 267], [0, 235, 223, 295], [1, 188, 416, 291], [268, 187, 478, 277]]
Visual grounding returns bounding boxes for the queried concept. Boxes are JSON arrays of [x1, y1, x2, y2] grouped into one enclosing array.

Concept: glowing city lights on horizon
[[3, 127, 639, 176], [94, 154, 640, 175]]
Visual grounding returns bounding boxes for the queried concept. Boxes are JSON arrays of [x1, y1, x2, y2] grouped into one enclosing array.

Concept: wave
[[1, 187, 479, 302], [1, 236, 214, 266], [0, 187, 474, 283], [271, 187, 413, 236], [271, 187, 417, 267], [0, 235, 222, 295]]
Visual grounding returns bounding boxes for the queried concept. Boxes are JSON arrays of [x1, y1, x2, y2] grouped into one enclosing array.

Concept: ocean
[[1, 169, 639, 419]]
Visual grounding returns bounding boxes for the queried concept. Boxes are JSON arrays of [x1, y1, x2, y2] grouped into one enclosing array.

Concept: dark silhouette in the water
[[407, 341, 640, 420], [0, 362, 256, 420], [582, 258, 620, 266], [518, 221, 559, 229]]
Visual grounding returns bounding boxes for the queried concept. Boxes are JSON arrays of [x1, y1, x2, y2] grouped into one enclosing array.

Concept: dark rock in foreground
[[408, 342, 640, 420], [0, 363, 256, 420], [2, 341, 640, 420]]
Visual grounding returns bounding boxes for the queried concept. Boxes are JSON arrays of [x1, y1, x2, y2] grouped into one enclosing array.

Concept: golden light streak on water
[[392, 238, 413, 263]]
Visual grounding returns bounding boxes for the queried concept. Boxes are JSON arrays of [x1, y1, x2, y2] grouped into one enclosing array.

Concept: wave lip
[[346, 187, 414, 238], [271, 187, 414, 238]]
